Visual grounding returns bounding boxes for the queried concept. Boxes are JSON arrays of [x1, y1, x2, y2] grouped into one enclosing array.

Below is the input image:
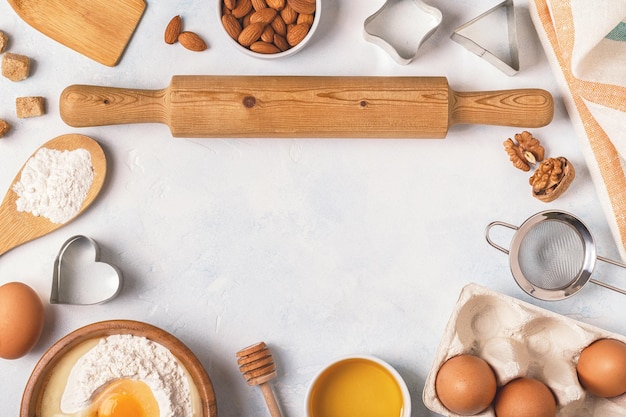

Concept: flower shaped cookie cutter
[[50, 235, 123, 305], [364, 0, 442, 65]]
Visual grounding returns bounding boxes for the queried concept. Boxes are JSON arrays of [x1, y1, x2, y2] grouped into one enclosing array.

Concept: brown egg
[[495, 377, 556, 417], [435, 354, 497, 415], [0, 282, 44, 359], [577, 338, 626, 397]]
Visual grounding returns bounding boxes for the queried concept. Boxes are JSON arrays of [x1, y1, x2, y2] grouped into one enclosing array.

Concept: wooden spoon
[[237, 342, 283, 417], [0, 134, 106, 256]]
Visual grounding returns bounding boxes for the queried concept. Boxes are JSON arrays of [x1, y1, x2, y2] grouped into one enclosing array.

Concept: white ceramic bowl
[[217, 0, 321, 59], [305, 355, 411, 417]]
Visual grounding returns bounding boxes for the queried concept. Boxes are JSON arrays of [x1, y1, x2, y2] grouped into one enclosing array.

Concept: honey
[[308, 357, 405, 417]]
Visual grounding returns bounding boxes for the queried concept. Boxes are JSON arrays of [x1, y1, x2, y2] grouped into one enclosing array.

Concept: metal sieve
[[485, 210, 626, 301]]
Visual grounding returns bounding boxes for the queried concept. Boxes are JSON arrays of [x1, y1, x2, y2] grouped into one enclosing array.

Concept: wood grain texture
[[0, 134, 106, 256], [60, 76, 554, 138], [237, 342, 283, 417], [7, 0, 146, 66], [20, 320, 218, 417]]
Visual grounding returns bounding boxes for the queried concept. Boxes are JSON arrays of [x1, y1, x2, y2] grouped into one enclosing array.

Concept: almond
[[232, 0, 253, 18], [261, 25, 275, 43], [178, 31, 208, 51], [222, 14, 242, 40], [270, 15, 287, 36], [250, 41, 281, 54], [238, 22, 264, 46], [280, 4, 297, 24], [224, 0, 237, 10], [266, 0, 285, 10], [273, 34, 289, 51], [251, 8, 277, 25], [287, 0, 315, 14], [242, 13, 252, 28], [164, 15, 182, 44], [296, 12, 314, 26], [286, 22, 309, 46], [251, 0, 267, 11]]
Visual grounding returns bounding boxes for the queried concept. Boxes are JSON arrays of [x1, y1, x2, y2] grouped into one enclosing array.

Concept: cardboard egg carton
[[423, 283, 626, 416]]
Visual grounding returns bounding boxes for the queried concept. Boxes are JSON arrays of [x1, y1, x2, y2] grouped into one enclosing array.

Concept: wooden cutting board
[[60, 76, 554, 138], [7, 0, 146, 66]]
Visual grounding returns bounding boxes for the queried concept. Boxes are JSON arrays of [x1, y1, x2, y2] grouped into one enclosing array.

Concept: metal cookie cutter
[[451, 0, 520, 76], [364, 0, 442, 65], [51, 235, 123, 305]]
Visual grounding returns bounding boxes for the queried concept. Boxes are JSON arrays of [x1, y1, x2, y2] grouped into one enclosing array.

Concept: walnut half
[[504, 131, 545, 171], [529, 157, 575, 202]]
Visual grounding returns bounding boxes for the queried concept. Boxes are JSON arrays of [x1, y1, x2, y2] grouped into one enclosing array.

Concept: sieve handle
[[589, 256, 626, 296], [485, 221, 519, 255]]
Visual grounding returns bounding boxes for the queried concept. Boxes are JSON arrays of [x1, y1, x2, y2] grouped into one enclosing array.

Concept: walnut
[[503, 131, 545, 171], [529, 157, 575, 202]]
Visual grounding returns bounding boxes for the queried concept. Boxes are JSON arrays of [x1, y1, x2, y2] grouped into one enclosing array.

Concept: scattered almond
[[164, 15, 182, 44], [178, 31, 208, 51]]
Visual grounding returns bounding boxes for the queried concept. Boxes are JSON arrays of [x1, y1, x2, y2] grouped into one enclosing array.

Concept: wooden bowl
[[20, 320, 217, 417]]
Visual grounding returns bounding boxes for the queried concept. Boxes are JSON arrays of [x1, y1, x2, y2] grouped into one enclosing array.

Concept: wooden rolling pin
[[60, 76, 553, 138]]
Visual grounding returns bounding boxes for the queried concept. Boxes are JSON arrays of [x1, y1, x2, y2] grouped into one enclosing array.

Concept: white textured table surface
[[1, 0, 625, 416]]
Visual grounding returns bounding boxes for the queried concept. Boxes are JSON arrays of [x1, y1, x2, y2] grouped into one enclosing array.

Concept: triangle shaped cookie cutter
[[451, 0, 520, 76]]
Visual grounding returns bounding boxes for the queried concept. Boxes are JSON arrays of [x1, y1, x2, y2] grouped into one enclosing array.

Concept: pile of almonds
[[221, 0, 316, 54]]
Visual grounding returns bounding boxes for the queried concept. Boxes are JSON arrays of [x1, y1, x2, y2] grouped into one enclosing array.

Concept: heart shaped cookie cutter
[[364, 0, 442, 65], [50, 235, 123, 305]]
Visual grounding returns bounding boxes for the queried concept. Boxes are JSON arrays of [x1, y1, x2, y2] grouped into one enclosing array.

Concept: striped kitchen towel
[[530, 0, 626, 257]]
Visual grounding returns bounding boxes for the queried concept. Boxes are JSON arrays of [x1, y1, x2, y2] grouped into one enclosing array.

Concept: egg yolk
[[90, 379, 159, 417]]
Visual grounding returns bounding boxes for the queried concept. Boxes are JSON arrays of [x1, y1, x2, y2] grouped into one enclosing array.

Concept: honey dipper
[[237, 342, 283, 417]]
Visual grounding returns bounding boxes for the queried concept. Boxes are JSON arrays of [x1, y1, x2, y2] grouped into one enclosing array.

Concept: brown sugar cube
[[0, 31, 8, 53], [2, 52, 31, 81], [16, 97, 46, 118], [0, 119, 10, 138]]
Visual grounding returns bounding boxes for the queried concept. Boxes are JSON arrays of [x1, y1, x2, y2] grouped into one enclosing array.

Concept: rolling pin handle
[[450, 88, 554, 128], [60, 84, 168, 128]]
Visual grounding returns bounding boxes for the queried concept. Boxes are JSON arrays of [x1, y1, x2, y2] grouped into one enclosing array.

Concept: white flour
[[61, 334, 193, 417], [13, 147, 94, 224]]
